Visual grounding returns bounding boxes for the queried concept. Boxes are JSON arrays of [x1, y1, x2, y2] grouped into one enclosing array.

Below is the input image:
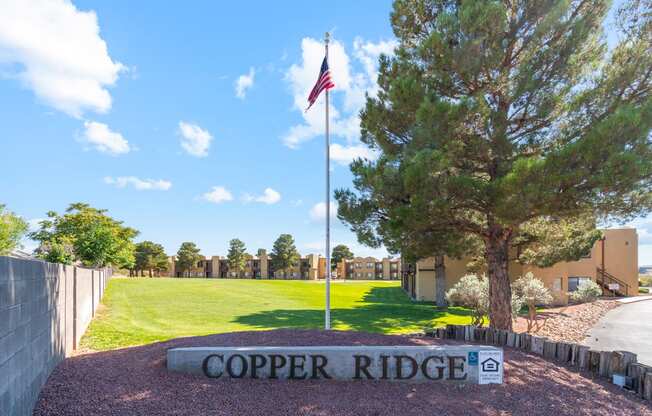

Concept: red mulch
[[34, 329, 651, 416]]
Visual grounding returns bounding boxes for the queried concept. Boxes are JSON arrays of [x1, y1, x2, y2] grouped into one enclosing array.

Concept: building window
[[366, 262, 374, 268], [391, 263, 398, 270], [552, 277, 562, 291], [367, 272, 373, 278], [568, 276, 591, 292], [356, 273, 362, 278]]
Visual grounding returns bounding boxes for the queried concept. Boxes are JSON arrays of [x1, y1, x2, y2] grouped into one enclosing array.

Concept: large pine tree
[[336, 0, 652, 330]]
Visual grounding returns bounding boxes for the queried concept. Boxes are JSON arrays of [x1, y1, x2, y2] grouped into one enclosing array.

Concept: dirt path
[[34, 329, 651, 416]]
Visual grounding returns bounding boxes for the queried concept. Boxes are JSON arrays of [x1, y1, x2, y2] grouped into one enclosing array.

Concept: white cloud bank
[[242, 188, 281, 205], [235, 67, 255, 99], [202, 186, 233, 204], [309, 201, 338, 222], [179, 121, 212, 157], [0, 0, 125, 117], [330, 143, 378, 166], [81, 121, 130, 155], [283, 36, 396, 161], [104, 176, 171, 191]]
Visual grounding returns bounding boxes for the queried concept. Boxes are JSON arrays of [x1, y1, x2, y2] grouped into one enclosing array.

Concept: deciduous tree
[[0, 204, 28, 255], [31, 203, 138, 268], [134, 241, 168, 277]]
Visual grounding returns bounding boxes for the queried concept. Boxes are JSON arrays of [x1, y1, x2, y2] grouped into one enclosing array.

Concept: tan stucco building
[[165, 250, 400, 280], [402, 228, 638, 304]]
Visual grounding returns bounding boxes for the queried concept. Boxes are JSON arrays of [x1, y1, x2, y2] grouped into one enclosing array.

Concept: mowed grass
[[81, 278, 475, 350]]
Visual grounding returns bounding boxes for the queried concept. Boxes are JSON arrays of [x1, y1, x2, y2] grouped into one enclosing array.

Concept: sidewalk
[[617, 294, 652, 304]]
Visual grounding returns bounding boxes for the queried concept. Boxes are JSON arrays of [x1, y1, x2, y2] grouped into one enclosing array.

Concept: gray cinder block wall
[[0, 256, 111, 416]]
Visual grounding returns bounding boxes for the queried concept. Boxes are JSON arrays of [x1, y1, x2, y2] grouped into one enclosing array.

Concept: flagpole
[[324, 31, 331, 330]]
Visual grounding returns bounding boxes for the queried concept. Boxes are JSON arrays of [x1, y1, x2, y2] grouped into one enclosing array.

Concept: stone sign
[[167, 345, 503, 384]]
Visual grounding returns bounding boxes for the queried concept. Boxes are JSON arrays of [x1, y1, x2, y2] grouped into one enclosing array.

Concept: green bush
[[569, 279, 602, 303], [639, 287, 650, 294], [639, 275, 652, 287]]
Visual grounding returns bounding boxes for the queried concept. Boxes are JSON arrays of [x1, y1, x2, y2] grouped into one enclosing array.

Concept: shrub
[[512, 272, 553, 332], [446, 274, 488, 326], [639, 287, 650, 294], [639, 275, 652, 287], [446, 274, 523, 327], [569, 279, 602, 303]]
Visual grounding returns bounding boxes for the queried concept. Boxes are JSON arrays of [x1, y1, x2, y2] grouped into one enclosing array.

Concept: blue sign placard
[[468, 351, 478, 366]]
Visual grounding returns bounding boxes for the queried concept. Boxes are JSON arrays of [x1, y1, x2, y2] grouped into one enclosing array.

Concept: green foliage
[[134, 241, 168, 276], [226, 238, 247, 276], [331, 244, 354, 268], [176, 242, 202, 276], [569, 280, 603, 303], [639, 275, 652, 287], [0, 204, 28, 255], [30, 203, 138, 268], [336, 0, 652, 329], [270, 234, 300, 273]]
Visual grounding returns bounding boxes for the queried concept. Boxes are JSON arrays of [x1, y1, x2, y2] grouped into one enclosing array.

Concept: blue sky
[[1, 0, 651, 265]]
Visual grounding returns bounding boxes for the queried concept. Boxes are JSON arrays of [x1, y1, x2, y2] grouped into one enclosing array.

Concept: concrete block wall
[[0, 256, 111, 416]]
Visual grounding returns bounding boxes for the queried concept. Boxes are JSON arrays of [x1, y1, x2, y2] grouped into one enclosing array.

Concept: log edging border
[[413, 324, 652, 401]]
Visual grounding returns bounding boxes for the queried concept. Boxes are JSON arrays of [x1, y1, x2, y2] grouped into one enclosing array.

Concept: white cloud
[[242, 187, 281, 205], [309, 201, 338, 222], [81, 121, 130, 155], [330, 143, 378, 166], [235, 67, 255, 99], [104, 176, 171, 191], [178, 121, 212, 157], [0, 0, 125, 117], [282, 36, 396, 151], [202, 186, 233, 204]]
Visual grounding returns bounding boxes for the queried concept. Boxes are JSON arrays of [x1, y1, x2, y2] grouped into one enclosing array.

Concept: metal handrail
[[596, 267, 630, 296]]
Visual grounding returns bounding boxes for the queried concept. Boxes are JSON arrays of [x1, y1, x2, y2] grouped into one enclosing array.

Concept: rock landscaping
[[512, 300, 620, 343], [34, 329, 651, 416]]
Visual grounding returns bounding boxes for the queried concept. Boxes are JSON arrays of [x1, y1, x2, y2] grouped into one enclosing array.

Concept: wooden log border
[[422, 324, 652, 401]]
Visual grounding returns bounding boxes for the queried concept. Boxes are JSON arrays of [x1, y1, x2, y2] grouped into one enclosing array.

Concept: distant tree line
[[0, 201, 362, 279]]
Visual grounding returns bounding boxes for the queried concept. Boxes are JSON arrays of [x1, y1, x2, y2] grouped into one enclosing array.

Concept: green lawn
[[81, 278, 475, 350]]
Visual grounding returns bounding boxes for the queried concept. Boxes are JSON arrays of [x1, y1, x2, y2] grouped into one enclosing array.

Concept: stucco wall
[[0, 257, 110, 416], [408, 228, 639, 303]]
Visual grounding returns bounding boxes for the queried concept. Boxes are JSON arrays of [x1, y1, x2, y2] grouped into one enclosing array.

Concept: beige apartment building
[[165, 250, 401, 280], [402, 228, 639, 305]]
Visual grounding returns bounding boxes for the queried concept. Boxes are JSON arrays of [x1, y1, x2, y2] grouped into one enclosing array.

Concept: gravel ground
[[34, 329, 651, 416], [513, 300, 620, 343]]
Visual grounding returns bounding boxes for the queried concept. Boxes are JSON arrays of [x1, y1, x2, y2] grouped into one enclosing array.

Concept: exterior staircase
[[596, 267, 630, 297]]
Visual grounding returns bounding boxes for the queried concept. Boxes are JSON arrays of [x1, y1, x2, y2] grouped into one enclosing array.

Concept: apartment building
[[336, 257, 401, 280], [165, 250, 400, 280], [402, 228, 638, 305]]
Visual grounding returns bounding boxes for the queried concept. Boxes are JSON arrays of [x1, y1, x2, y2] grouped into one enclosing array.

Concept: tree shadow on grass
[[233, 286, 475, 333]]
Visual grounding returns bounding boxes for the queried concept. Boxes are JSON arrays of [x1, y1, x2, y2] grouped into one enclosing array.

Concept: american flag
[[306, 56, 335, 111]]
